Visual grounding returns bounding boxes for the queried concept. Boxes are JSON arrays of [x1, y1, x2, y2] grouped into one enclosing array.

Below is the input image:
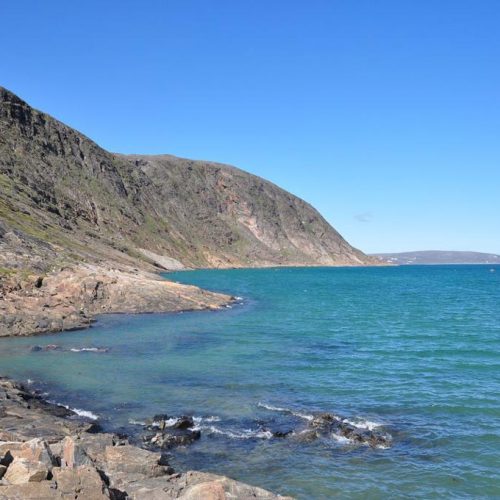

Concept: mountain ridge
[[0, 85, 376, 272]]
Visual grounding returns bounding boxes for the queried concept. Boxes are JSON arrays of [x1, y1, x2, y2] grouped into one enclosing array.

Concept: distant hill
[[372, 251, 500, 265]]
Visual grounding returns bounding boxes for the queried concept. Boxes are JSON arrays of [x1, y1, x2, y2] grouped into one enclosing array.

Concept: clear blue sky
[[1, 1, 499, 254]]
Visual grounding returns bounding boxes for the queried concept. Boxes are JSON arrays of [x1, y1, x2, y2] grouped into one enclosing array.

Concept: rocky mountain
[[0, 86, 380, 337], [0, 86, 375, 274], [373, 251, 500, 265]]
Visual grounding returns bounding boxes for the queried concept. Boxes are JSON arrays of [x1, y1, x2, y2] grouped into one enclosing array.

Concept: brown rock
[[60, 436, 92, 468], [0, 481, 59, 499], [4, 457, 48, 484], [180, 480, 227, 500], [12, 439, 56, 468], [52, 465, 109, 499], [104, 445, 167, 477]]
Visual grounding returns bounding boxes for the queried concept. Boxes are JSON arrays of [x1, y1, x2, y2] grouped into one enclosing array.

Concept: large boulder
[[52, 465, 109, 499], [167, 471, 293, 500], [11, 438, 56, 468], [0, 481, 59, 499], [3, 457, 48, 484], [60, 436, 92, 468], [104, 445, 170, 477]]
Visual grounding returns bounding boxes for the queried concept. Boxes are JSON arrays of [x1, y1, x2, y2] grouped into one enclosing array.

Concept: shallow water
[[1, 265, 499, 498]]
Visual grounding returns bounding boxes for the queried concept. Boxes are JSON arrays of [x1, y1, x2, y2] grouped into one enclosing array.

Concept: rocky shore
[[0, 264, 233, 337], [0, 377, 291, 499]]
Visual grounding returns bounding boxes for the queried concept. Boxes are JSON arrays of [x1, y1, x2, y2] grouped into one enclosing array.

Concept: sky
[[1, 1, 499, 254]]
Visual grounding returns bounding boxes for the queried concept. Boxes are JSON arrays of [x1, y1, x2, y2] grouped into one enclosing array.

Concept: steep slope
[[0, 86, 375, 274]]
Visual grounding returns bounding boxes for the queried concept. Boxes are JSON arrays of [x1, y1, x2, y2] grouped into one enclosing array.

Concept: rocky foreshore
[[0, 264, 233, 337], [0, 377, 291, 499]]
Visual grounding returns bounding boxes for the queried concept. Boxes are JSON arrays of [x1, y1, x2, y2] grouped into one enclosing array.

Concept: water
[[0, 265, 499, 498]]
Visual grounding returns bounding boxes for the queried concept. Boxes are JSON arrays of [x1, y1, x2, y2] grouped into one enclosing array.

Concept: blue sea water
[[0, 265, 499, 498]]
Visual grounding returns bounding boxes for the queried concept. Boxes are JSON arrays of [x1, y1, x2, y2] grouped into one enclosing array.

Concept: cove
[[0, 265, 499, 498]]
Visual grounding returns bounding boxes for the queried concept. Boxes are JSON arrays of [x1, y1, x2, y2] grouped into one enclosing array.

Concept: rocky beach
[[0, 377, 292, 499]]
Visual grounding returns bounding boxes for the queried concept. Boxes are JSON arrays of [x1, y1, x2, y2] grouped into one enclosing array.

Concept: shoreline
[[0, 262, 390, 338], [0, 376, 291, 499], [0, 264, 234, 338]]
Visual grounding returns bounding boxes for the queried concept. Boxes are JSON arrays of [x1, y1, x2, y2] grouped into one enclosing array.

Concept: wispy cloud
[[354, 212, 372, 223]]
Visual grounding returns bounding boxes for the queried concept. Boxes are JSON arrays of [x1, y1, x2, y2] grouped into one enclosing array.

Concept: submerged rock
[[302, 412, 391, 448], [173, 415, 194, 430], [145, 429, 201, 449]]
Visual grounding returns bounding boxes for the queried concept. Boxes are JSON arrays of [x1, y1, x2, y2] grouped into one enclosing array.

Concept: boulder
[[60, 436, 92, 468], [52, 465, 109, 498], [0, 481, 59, 499], [146, 430, 201, 449], [180, 480, 227, 499], [173, 416, 194, 430], [76, 432, 118, 465], [166, 471, 293, 500], [104, 445, 170, 477], [0, 442, 22, 466], [3, 457, 48, 484], [12, 438, 56, 468]]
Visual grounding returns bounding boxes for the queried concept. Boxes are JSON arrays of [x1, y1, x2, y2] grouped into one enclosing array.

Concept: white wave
[[342, 418, 382, 431], [51, 402, 99, 420], [128, 419, 146, 426], [203, 425, 273, 440], [235, 296, 243, 301], [193, 416, 221, 424], [258, 402, 288, 412], [70, 347, 108, 353], [72, 408, 99, 420], [257, 402, 314, 421], [331, 433, 353, 445], [151, 418, 178, 428], [27, 378, 34, 385]]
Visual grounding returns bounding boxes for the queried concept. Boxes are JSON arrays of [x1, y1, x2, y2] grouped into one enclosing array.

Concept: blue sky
[[1, 1, 499, 253]]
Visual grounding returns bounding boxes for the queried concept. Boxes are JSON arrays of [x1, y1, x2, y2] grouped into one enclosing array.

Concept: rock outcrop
[[0, 264, 232, 337], [0, 378, 292, 499]]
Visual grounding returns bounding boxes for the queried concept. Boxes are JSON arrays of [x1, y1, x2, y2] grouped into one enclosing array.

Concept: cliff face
[[0, 86, 376, 273]]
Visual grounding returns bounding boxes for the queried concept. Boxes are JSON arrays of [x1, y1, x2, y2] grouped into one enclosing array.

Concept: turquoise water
[[0, 266, 499, 498]]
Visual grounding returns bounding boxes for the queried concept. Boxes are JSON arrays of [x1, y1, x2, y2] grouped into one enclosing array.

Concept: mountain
[[372, 251, 500, 265], [0, 86, 375, 273], [0, 86, 378, 336]]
